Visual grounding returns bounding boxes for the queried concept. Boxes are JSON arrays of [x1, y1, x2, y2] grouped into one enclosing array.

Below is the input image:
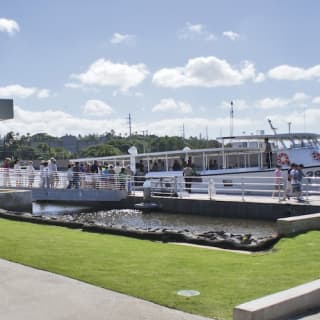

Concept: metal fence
[[132, 174, 320, 202], [0, 168, 128, 191], [1, 168, 319, 203]]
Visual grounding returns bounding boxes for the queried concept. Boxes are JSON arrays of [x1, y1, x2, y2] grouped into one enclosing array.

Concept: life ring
[[277, 152, 289, 165], [312, 151, 320, 160]]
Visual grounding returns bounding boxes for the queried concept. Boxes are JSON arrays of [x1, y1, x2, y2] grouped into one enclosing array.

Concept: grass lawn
[[0, 218, 319, 320]]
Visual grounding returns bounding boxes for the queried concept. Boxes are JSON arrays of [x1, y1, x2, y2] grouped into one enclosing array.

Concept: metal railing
[[1, 168, 319, 203], [133, 174, 320, 203], [0, 168, 129, 191]]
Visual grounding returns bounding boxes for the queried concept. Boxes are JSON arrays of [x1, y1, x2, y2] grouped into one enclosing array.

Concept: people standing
[[27, 161, 35, 188], [48, 157, 58, 188], [13, 159, 22, 187], [283, 163, 294, 200], [290, 163, 301, 201], [272, 165, 283, 198], [119, 167, 126, 190], [66, 163, 74, 189], [73, 162, 81, 189], [264, 138, 272, 168], [40, 161, 49, 188], [3, 157, 11, 187], [183, 163, 193, 193]]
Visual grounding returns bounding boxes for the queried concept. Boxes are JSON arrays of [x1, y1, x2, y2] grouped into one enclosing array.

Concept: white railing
[[1, 168, 319, 203], [133, 174, 320, 203], [0, 168, 129, 191]]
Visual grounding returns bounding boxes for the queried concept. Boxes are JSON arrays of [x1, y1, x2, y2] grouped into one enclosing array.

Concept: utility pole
[[182, 123, 185, 139], [128, 113, 132, 136], [288, 122, 291, 134], [230, 101, 234, 137]]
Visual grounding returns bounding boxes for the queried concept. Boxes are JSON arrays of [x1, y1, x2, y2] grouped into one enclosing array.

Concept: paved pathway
[[0, 259, 212, 320]]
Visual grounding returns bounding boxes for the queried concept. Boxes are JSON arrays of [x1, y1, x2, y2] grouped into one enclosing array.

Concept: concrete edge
[[233, 279, 320, 320]]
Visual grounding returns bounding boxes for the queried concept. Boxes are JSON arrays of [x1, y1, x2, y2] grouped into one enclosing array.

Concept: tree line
[[0, 131, 220, 160]]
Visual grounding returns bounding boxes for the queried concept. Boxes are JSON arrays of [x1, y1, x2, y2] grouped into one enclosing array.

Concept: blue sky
[[1, 0, 320, 139]]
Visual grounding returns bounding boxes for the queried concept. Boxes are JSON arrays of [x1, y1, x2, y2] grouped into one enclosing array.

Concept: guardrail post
[[208, 178, 215, 200], [173, 176, 178, 196], [305, 178, 309, 203], [241, 177, 245, 201]]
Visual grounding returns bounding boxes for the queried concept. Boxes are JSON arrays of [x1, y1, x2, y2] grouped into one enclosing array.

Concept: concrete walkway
[[0, 259, 212, 320]]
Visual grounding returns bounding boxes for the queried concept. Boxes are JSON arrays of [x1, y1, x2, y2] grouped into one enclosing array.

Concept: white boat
[[72, 132, 320, 195]]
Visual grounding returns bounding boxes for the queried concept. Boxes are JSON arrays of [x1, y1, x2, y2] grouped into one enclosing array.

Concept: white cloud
[[177, 22, 216, 41], [3, 104, 319, 140], [254, 72, 266, 83], [69, 59, 149, 91], [268, 64, 320, 80], [0, 106, 126, 137], [152, 98, 192, 113], [37, 89, 50, 99], [153, 56, 260, 88], [83, 99, 113, 116], [292, 92, 309, 102], [64, 82, 83, 89], [0, 18, 20, 35], [0, 84, 50, 99], [257, 92, 309, 109], [110, 32, 136, 45], [312, 96, 320, 104], [222, 31, 240, 40], [257, 97, 290, 109]]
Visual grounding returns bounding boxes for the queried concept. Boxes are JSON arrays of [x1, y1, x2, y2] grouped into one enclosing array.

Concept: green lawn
[[0, 218, 319, 320]]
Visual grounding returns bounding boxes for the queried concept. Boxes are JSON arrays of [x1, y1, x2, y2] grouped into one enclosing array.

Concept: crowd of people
[[65, 160, 131, 190], [0, 155, 309, 199], [1, 158, 133, 191]]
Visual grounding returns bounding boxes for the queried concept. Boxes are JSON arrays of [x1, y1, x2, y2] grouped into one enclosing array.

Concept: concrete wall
[[121, 196, 320, 221], [0, 189, 32, 212], [32, 189, 127, 203], [234, 279, 320, 320], [277, 213, 320, 236]]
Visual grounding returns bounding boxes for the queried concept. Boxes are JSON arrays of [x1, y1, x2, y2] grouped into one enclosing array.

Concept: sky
[[1, 0, 320, 140]]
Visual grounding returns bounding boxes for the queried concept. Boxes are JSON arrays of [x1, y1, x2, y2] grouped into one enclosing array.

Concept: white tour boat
[[73, 132, 320, 195]]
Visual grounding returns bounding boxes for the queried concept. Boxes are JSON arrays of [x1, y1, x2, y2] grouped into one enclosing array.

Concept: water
[[33, 203, 277, 237], [33, 202, 91, 215]]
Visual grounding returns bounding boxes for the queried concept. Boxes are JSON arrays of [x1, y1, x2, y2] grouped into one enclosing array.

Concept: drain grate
[[177, 290, 200, 297]]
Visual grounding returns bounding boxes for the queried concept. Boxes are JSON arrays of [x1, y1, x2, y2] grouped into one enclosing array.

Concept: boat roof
[[72, 132, 320, 163], [217, 132, 320, 140], [72, 145, 260, 163]]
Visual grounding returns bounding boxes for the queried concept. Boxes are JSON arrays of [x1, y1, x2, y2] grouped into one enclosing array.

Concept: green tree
[[78, 144, 122, 157]]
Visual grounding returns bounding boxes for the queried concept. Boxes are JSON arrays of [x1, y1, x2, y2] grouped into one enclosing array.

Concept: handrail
[[0, 168, 319, 203], [0, 168, 130, 191]]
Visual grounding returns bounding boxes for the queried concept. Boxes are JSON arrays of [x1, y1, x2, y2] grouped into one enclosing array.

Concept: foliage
[[0, 218, 318, 320], [78, 144, 122, 157], [0, 131, 221, 160]]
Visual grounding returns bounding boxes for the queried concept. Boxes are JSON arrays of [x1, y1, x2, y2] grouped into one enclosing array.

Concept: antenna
[[230, 101, 234, 136]]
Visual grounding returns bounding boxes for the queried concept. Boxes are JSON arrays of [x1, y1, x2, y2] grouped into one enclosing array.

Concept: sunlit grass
[[0, 218, 319, 320]]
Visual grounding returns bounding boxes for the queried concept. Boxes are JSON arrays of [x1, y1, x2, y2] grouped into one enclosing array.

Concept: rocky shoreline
[[0, 209, 280, 252]]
